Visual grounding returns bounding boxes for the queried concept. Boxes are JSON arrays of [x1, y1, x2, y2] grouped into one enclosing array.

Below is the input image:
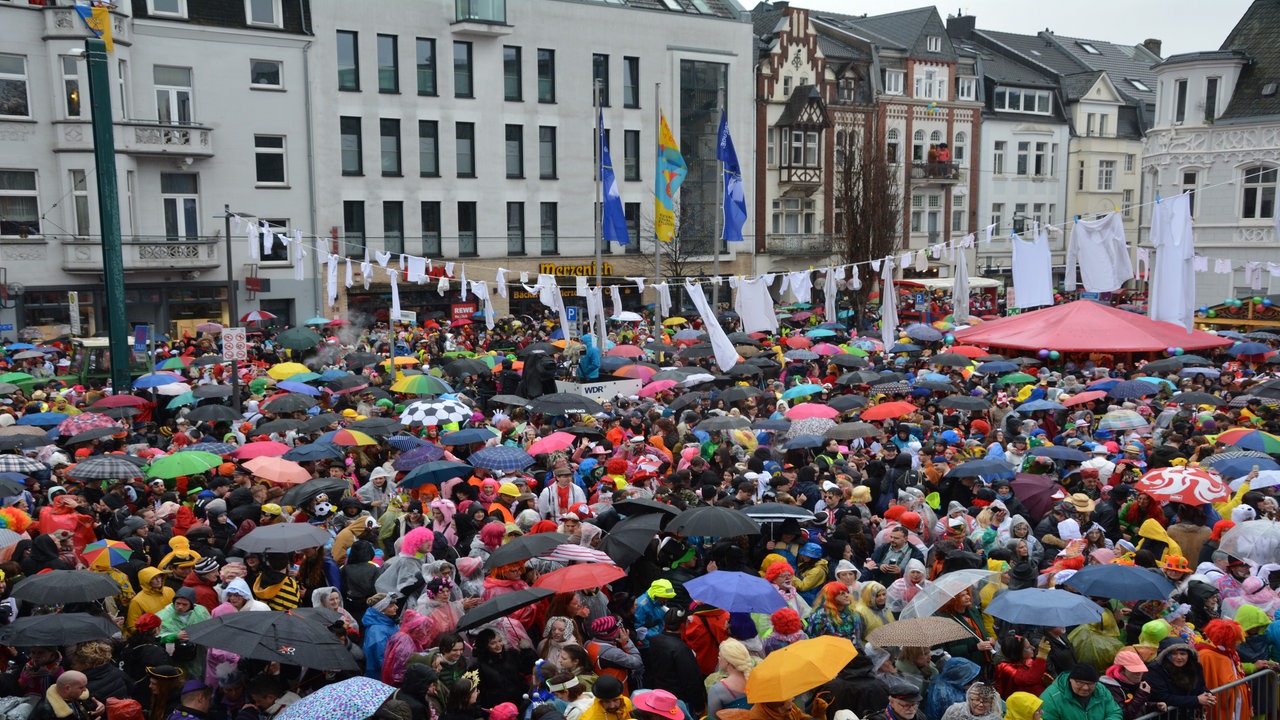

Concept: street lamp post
[[84, 38, 131, 394], [221, 206, 254, 412]]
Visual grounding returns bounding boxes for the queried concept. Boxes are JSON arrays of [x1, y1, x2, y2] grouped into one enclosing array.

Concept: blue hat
[[798, 542, 823, 559]]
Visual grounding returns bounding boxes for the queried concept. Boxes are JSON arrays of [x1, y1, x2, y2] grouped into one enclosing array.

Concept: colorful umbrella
[[330, 429, 377, 447], [389, 374, 453, 395], [240, 310, 277, 323], [468, 446, 535, 472], [745, 636, 857, 703], [1215, 429, 1280, 453], [1098, 410, 1149, 432], [267, 362, 311, 381], [1135, 466, 1231, 506], [82, 539, 132, 569], [242, 456, 312, 484], [859, 401, 918, 421], [146, 451, 223, 479], [276, 677, 395, 720], [785, 403, 839, 420], [57, 413, 118, 438], [615, 364, 658, 380]]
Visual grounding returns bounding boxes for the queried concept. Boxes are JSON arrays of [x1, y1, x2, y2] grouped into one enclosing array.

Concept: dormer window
[[1077, 41, 1101, 55], [1128, 78, 1150, 92], [926, 36, 942, 53]]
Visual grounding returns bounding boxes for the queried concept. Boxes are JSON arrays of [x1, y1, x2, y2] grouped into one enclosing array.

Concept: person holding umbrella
[[804, 582, 863, 645]]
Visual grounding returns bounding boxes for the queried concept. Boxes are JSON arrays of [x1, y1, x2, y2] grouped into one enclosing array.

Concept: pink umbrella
[[242, 456, 312, 485], [231, 441, 291, 460], [786, 403, 839, 420], [785, 336, 813, 349], [527, 431, 576, 455], [58, 413, 120, 437], [811, 343, 844, 356], [542, 544, 615, 565], [614, 365, 657, 380], [605, 345, 645, 358], [638, 379, 678, 397]]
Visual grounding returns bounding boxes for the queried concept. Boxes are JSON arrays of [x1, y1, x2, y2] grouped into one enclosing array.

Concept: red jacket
[[182, 572, 220, 613], [681, 607, 729, 676], [994, 657, 1048, 698]]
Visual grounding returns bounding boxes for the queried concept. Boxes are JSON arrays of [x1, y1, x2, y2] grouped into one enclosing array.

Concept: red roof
[[952, 301, 1232, 353]]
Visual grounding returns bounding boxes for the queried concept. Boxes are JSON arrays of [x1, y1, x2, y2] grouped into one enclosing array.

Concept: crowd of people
[[0, 310, 1276, 720]]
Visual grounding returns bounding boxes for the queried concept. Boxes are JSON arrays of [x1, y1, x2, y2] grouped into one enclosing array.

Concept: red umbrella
[[57, 413, 119, 437], [533, 563, 626, 593], [1063, 390, 1107, 407], [605, 345, 645, 358], [615, 365, 657, 380], [786, 403, 839, 420], [527, 431, 576, 456], [91, 395, 148, 409], [240, 310, 277, 323], [859, 401, 918, 421], [326, 318, 349, 327], [638, 379, 677, 398], [1009, 473, 1069, 521], [948, 346, 988, 359], [785, 336, 812, 349], [450, 319, 472, 328], [1136, 466, 1231, 506], [231, 441, 291, 460]]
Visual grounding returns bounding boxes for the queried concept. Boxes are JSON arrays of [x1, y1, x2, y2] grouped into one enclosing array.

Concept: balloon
[[1166, 347, 1177, 356], [1049, 350, 1060, 360], [1174, 348, 1185, 355], [1254, 297, 1264, 304], [1038, 349, 1050, 359], [1208, 310, 1217, 317], [1198, 306, 1208, 313], [944, 335, 955, 345], [1266, 299, 1274, 307]]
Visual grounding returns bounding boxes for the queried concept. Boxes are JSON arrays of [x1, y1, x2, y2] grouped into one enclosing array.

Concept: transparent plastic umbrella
[[1219, 520, 1280, 565], [899, 569, 1001, 619]]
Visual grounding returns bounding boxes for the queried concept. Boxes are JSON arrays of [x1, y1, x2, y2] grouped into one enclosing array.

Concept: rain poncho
[[577, 335, 601, 381], [940, 684, 1004, 720], [925, 658, 981, 720], [1069, 610, 1125, 672], [854, 582, 894, 640], [1135, 518, 1182, 562]]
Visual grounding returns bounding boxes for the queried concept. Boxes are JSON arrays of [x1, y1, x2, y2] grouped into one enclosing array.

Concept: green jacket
[[1039, 671, 1123, 720]]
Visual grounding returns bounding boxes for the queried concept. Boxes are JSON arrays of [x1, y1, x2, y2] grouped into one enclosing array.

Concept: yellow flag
[[87, 7, 114, 53], [654, 111, 687, 243]]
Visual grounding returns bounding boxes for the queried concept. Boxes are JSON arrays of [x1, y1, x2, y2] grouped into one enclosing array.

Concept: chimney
[[1142, 38, 1162, 58], [774, 1, 789, 8], [946, 14, 975, 40]]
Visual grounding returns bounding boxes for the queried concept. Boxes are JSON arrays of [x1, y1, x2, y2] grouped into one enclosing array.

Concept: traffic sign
[[133, 325, 149, 353], [566, 306, 579, 322], [223, 327, 247, 361]]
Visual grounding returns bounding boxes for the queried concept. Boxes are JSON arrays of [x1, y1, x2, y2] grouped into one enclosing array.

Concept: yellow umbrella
[[380, 356, 421, 367], [745, 636, 857, 703], [267, 362, 311, 380], [663, 317, 687, 326]]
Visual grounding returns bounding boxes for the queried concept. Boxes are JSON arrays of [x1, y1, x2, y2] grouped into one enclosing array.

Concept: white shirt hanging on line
[[1011, 228, 1055, 309], [1066, 212, 1134, 292], [1148, 193, 1196, 332]]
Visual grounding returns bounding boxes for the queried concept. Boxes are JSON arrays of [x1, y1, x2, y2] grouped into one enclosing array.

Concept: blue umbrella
[[393, 443, 446, 471], [817, 323, 845, 330], [1217, 330, 1246, 340], [1064, 564, 1176, 601], [600, 356, 629, 372], [1106, 380, 1157, 399], [781, 384, 824, 400], [1230, 342, 1271, 356], [4, 344, 34, 351], [283, 442, 344, 462], [1017, 399, 1067, 412], [985, 588, 1103, 626], [442, 428, 498, 446], [468, 446, 535, 472], [805, 328, 837, 338], [784, 350, 819, 361], [277, 381, 321, 396], [1201, 451, 1280, 478], [945, 458, 1015, 479], [889, 343, 922, 353], [1087, 379, 1119, 391], [753, 419, 791, 431], [674, 329, 703, 341], [783, 434, 825, 450], [16, 413, 68, 427], [182, 442, 237, 456], [386, 435, 428, 453], [684, 571, 786, 614], [133, 373, 182, 389], [318, 369, 352, 382], [976, 361, 1018, 374], [904, 323, 943, 342], [401, 460, 473, 489], [1026, 446, 1090, 462], [920, 372, 951, 383], [166, 392, 197, 409], [549, 328, 565, 340]]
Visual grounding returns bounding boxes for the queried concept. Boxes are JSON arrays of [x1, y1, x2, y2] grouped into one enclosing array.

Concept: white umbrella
[[899, 568, 1001, 620], [155, 383, 193, 396], [611, 311, 643, 322], [1219, 520, 1280, 565], [1230, 470, 1280, 490]]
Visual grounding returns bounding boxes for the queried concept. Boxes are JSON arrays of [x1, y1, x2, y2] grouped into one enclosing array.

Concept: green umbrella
[[998, 372, 1039, 386], [167, 392, 197, 409], [277, 327, 322, 352], [147, 451, 223, 479], [0, 372, 33, 384]]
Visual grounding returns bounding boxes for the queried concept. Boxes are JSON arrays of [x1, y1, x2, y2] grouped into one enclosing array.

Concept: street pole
[[223, 205, 242, 412], [84, 38, 131, 394], [653, 82, 663, 335], [594, 80, 607, 344], [713, 85, 725, 310]]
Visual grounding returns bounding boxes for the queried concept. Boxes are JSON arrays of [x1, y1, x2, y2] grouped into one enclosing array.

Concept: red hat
[[884, 505, 906, 522], [568, 502, 593, 519], [134, 613, 162, 633], [899, 511, 921, 532]]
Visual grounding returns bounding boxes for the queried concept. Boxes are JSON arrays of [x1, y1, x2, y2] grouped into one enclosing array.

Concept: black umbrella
[[600, 513, 665, 567], [344, 352, 380, 369], [1141, 358, 1185, 375], [327, 375, 368, 392], [99, 407, 141, 421], [186, 611, 359, 671], [824, 422, 879, 440], [191, 354, 228, 367], [276, 327, 323, 352], [280, 476, 351, 508], [946, 458, 1016, 479], [939, 395, 991, 411], [298, 413, 342, 433], [727, 333, 760, 346], [667, 393, 705, 412], [719, 386, 764, 403], [444, 359, 489, 379], [613, 498, 683, 519], [916, 381, 957, 393], [399, 460, 472, 489], [747, 356, 781, 370], [678, 344, 717, 359], [262, 393, 318, 414], [66, 427, 121, 445], [930, 353, 975, 367], [346, 417, 401, 435], [753, 418, 791, 431], [11, 570, 122, 604], [1171, 391, 1226, 406], [0, 435, 50, 451], [561, 426, 604, 438], [697, 416, 752, 432], [65, 455, 145, 481], [529, 393, 606, 416], [458, 588, 555, 631], [726, 364, 763, 377], [483, 533, 572, 569], [254, 419, 304, 436], [827, 396, 868, 413], [291, 606, 344, 627], [490, 394, 529, 407], [235, 524, 334, 553], [830, 354, 870, 368], [838, 370, 881, 385], [743, 503, 817, 523], [193, 385, 233, 399], [186, 404, 241, 423], [282, 443, 343, 462], [0, 613, 120, 647], [666, 506, 761, 537]]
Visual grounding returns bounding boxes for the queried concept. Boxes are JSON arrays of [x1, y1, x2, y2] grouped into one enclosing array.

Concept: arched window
[[913, 129, 926, 162], [930, 130, 942, 143], [886, 128, 900, 163], [835, 130, 846, 167], [953, 131, 967, 164]]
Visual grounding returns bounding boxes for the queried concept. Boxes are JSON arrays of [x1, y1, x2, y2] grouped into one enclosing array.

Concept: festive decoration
[[1038, 349, 1050, 359], [0, 507, 32, 534]]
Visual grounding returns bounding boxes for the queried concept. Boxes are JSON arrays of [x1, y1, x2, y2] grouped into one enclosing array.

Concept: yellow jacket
[[125, 567, 174, 634]]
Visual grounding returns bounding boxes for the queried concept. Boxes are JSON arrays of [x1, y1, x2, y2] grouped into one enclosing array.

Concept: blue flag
[[717, 110, 747, 242], [599, 108, 630, 245]]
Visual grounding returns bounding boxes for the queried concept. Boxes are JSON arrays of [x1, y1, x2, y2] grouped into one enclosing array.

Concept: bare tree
[[640, 199, 717, 280], [834, 115, 902, 319]]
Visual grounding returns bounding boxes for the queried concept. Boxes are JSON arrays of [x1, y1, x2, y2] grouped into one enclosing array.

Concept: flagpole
[[594, 80, 607, 344], [714, 85, 724, 310], [653, 81, 663, 335]]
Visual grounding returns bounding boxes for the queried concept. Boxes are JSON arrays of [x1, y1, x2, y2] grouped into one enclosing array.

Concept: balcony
[[764, 234, 837, 256], [452, 0, 511, 37], [779, 165, 822, 187], [43, 5, 131, 47], [61, 236, 222, 275], [52, 120, 213, 158], [909, 162, 963, 185]]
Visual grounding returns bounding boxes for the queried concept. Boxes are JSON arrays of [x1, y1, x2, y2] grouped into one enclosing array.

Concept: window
[[507, 202, 525, 255], [930, 130, 942, 145], [454, 42, 473, 98], [421, 201, 441, 257], [887, 128, 899, 163], [1097, 160, 1115, 191], [250, 59, 283, 89], [147, 0, 186, 18], [384, 201, 404, 255], [1242, 166, 1277, 220], [456, 122, 475, 177], [1124, 154, 1135, 172], [1173, 79, 1187, 123], [910, 195, 923, 233], [1077, 160, 1085, 190], [956, 77, 976, 101], [503, 46, 522, 101], [913, 130, 926, 162], [416, 39, 437, 96], [458, 202, 477, 256], [1122, 189, 1134, 218], [1033, 142, 1049, 176], [456, 0, 506, 23], [380, 119, 401, 176], [1014, 203, 1027, 233], [1077, 41, 1101, 55], [767, 128, 776, 166], [624, 129, 640, 181], [926, 35, 942, 52], [1205, 77, 1219, 122], [593, 54, 609, 106], [953, 131, 967, 164], [154, 66, 193, 124], [993, 87, 1051, 114], [71, 170, 90, 237], [419, 121, 439, 177], [245, 0, 280, 27], [377, 35, 398, 93], [340, 116, 362, 176], [540, 202, 558, 254], [1128, 78, 1150, 93], [623, 56, 639, 108], [952, 208, 964, 232], [623, 202, 640, 254], [990, 203, 1003, 236], [1086, 113, 1096, 136], [1099, 115, 1108, 137], [53, 57, 81, 122], [915, 69, 945, 100], [770, 197, 816, 234], [160, 173, 198, 240], [0, 171, 39, 236], [1032, 203, 1044, 225], [337, 31, 359, 91], [992, 141, 1005, 174], [783, 76, 792, 98], [1181, 170, 1199, 215], [117, 59, 130, 118], [342, 200, 365, 257], [539, 126, 557, 179], [1050, 143, 1059, 176], [505, 125, 523, 179], [254, 135, 287, 185], [1016, 142, 1029, 176], [537, 49, 555, 103], [883, 70, 904, 95], [258, 219, 289, 262]]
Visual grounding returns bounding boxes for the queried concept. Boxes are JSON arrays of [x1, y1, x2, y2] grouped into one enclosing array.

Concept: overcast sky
[[787, 0, 1250, 58]]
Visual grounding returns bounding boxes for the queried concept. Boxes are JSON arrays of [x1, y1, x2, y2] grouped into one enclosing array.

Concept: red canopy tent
[[951, 301, 1232, 353]]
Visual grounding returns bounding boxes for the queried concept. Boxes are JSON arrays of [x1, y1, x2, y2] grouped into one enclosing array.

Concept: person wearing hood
[[1003, 692, 1043, 720], [819, 652, 889, 719], [994, 634, 1048, 698], [885, 559, 929, 614], [1180, 578, 1222, 630], [428, 498, 459, 547], [1146, 637, 1212, 713], [342, 540, 381, 617], [1133, 518, 1182, 563], [940, 682, 1003, 720], [311, 586, 359, 635], [577, 335, 601, 382], [221, 577, 270, 612], [1233, 603, 1280, 676], [853, 581, 894, 641], [382, 609, 436, 686], [924, 658, 981, 720], [22, 533, 71, 576], [1225, 577, 1280, 620], [399, 663, 442, 720], [126, 567, 175, 635], [1100, 650, 1165, 720], [156, 587, 212, 680], [1000, 515, 1044, 568], [362, 592, 402, 679]]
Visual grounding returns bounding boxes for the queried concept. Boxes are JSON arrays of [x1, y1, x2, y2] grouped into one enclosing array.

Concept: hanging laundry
[[1269, 262, 1280, 278], [1191, 254, 1207, 273], [470, 280, 494, 329], [520, 271, 530, 284], [345, 258, 353, 289], [293, 230, 306, 281], [375, 250, 391, 267], [550, 285, 572, 341], [361, 253, 373, 290], [1011, 229, 1054, 309], [576, 276, 589, 296], [787, 271, 813, 304], [246, 224, 260, 262], [444, 262, 454, 275], [871, 259, 882, 272], [654, 282, 672, 317], [495, 268, 508, 298], [1065, 212, 1133, 293], [880, 259, 898, 350], [914, 249, 929, 273], [610, 286, 623, 319], [406, 256, 428, 283], [1214, 258, 1233, 274], [388, 268, 401, 321], [626, 276, 647, 294], [437, 276, 449, 296], [326, 253, 339, 307], [1245, 262, 1264, 290], [584, 287, 607, 337], [983, 224, 996, 245], [459, 265, 467, 302], [733, 276, 778, 334], [261, 230, 275, 257], [683, 281, 737, 372], [952, 244, 971, 325], [849, 267, 862, 291], [1148, 192, 1196, 332], [824, 267, 843, 324]]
